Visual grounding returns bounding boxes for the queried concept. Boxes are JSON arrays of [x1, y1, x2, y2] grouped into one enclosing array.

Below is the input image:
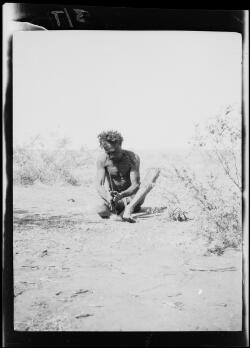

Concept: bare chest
[[105, 158, 131, 179]]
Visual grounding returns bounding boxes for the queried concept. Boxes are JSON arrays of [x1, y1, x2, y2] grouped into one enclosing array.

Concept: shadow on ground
[[13, 209, 100, 229], [13, 206, 169, 229]]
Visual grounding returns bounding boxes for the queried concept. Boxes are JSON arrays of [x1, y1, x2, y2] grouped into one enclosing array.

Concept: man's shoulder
[[122, 150, 140, 165]]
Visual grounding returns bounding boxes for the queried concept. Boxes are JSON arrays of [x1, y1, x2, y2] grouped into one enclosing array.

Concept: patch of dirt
[[13, 185, 242, 331]]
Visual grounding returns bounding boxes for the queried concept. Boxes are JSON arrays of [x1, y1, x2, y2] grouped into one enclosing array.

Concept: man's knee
[[96, 203, 110, 218]]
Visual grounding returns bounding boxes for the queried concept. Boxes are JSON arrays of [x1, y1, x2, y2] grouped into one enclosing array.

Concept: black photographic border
[[3, 4, 248, 347]]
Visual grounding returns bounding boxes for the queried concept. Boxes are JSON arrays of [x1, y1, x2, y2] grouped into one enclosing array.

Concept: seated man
[[96, 130, 160, 223]]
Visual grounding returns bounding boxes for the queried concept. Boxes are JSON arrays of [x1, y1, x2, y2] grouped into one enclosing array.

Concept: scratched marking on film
[[50, 8, 89, 28]]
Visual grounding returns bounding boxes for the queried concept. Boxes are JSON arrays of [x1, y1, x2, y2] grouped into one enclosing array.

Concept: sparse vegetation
[[13, 136, 96, 186], [172, 105, 242, 254], [13, 105, 242, 255], [13, 108, 243, 331]]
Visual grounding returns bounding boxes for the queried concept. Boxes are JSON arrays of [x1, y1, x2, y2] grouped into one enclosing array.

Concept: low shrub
[[172, 105, 242, 254], [13, 137, 95, 186]]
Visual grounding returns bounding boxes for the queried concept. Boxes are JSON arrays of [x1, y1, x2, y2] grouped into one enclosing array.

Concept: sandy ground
[[13, 184, 242, 331]]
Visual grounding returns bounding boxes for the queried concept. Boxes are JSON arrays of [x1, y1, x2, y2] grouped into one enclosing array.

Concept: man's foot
[[122, 216, 136, 223], [122, 208, 136, 223]]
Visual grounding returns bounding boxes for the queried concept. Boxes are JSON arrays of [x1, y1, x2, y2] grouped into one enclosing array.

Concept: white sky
[[13, 30, 242, 150]]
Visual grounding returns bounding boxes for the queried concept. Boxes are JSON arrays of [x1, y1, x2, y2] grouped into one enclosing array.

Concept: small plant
[[174, 105, 242, 254], [168, 207, 188, 222]]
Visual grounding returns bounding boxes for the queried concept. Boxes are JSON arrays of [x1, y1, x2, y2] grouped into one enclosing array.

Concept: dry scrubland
[[13, 107, 244, 331]]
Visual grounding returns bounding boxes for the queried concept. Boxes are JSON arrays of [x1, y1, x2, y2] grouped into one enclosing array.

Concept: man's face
[[103, 141, 122, 161]]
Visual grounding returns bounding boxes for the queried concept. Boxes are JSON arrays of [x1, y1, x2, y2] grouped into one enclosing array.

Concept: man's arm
[[96, 155, 112, 203]]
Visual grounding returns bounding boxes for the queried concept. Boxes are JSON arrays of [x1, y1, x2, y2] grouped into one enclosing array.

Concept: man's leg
[[96, 197, 127, 219], [96, 200, 111, 218], [122, 168, 160, 222]]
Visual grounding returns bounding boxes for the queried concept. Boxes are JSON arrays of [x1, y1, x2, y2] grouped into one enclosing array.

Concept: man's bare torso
[[101, 150, 139, 192]]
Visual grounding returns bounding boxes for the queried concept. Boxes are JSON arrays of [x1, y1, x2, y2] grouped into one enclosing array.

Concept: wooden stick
[[107, 170, 117, 214]]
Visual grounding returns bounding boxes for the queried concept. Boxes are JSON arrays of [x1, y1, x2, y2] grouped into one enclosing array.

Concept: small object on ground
[[71, 289, 90, 297], [174, 301, 184, 310], [216, 303, 228, 307], [147, 206, 168, 214], [189, 266, 237, 272], [68, 198, 75, 202], [56, 291, 63, 296], [88, 304, 104, 308], [169, 207, 188, 221], [14, 290, 25, 297], [21, 265, 39, 269], [167, 292, 182, 298], [41, 249, 48, 257], [207, 244, 224, 256], [75, 314, 93, 319]]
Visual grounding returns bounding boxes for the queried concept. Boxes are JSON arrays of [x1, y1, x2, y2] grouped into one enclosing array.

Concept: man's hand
[[110, 191, 123, 203]]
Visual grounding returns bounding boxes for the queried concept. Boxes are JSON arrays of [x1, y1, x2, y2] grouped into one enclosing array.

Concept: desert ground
[[13, 149, 243, 331]]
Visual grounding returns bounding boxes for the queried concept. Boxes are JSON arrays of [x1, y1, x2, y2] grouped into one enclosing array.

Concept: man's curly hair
[[98, 130, 124, 148]]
